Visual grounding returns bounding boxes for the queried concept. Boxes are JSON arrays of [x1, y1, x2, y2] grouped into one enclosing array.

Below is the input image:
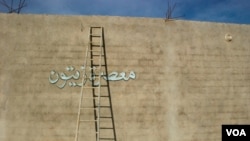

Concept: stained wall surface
[[0, 13, 250, 141]]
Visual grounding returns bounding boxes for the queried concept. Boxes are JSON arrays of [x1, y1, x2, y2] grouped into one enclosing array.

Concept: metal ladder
[[75, 27, 117, 141]]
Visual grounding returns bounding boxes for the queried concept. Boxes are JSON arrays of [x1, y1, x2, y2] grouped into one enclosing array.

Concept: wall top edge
[[0, 12, 249, 27]]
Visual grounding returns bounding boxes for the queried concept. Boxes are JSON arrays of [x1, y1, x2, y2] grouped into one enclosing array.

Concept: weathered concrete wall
[[0, 13, 250, 141]]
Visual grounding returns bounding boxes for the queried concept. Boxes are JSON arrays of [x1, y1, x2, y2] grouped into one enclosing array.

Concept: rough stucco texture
[[0, 13, 250, 141]]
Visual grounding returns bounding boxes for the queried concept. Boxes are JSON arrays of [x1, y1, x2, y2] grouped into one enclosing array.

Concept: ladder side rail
[[90, 27, 100, 140], [74, 27, 92, 141], [102, 27, 117, 141], [96, 27, 104, 141]]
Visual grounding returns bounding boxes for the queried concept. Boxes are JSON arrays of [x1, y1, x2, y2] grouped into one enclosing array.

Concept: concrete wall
[[0, 13, 250, 141]]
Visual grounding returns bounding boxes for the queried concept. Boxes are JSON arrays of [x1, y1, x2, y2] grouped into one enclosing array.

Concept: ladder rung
[[93, 85, 101, 88], [99, 106, 111, 108], [100, 127, 114, 129], [92, 69, 102, 72], [99, 138, 115, 140], [90, 43, 102, 45], [80, 107, 97, 109], [100, 117, 112, 119], [91, 84, 107, 87], [90, 55, 102, 58], [89, 50, 102, 52], [92, 54, 104, 56], [89, 42, 101, 44], [83, 86, 100, 89], [92, 64, 105, 66], [90, 58, 101, 61], [82, 97, 98, 99], [88, 105, 111, 108], [90, 34, 101, 37], [91, 45, 103, 47], [80, 120, 97, 122], [91, 26, 102, 28], [94, 77, 101, 80], [92, 74, 102, 77], [94, 95, 109, 98], [100, 96, 109, 97], [90, 43, 102, 47]]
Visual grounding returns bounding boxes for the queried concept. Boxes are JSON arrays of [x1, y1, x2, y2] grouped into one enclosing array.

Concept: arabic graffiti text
[[49, 66, 136, 89]]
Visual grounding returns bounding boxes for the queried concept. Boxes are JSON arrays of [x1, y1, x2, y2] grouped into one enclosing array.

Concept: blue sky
[[0, 0, 249, 24]]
